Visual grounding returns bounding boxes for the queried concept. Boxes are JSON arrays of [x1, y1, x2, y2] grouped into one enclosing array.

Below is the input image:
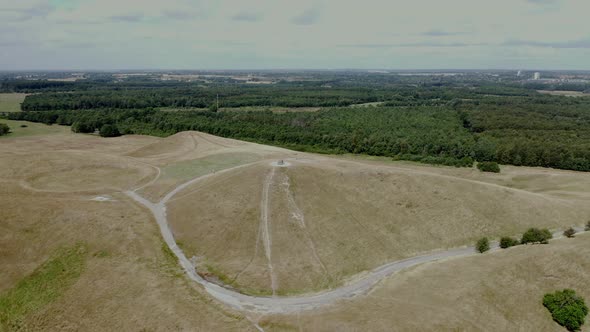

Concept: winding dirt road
[[125, 161, 585, 314]]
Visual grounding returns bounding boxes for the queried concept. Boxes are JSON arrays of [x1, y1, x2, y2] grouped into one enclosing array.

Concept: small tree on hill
[[99, 124, 121, 138], [521, 228, 553, 244], [476, 237, 490, 253], [477, 161, 500, 173], [564, 228, 576, 238], [543, 289, 588, 331], [500, 236, 519, 249]]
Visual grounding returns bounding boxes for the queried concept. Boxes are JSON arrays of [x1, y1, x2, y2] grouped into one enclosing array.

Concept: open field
[[262, 232, 590, 331], [2, 129, 590, 330], [0, 120, 70, 138], [0, 93, 26, 112], [0, 133, 256, 331], [168, 153, 590, 295], [537, 90, 590, 97]]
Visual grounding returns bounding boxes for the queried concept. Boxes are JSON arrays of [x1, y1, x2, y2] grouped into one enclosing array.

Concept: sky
[[0, 0, 589, 70]]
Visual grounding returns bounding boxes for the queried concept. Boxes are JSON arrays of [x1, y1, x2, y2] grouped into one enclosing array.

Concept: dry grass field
[[1, 127, 589, 330], [262, 232, 590, 331], [168, 155, 590, 295]]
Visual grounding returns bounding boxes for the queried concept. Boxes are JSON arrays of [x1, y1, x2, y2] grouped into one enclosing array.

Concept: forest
[[2, 72, 590, 171]]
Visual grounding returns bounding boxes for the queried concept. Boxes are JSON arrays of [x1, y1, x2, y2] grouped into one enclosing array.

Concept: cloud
[[109, 14, 144, 23], [526, 0, 559, 4], [1, 3, 55, 21], [231, 11, 262, 22], [291, 7, 321, 26], [422, 29, 465, 37], [503, 38, 590, 48], [338, 42, 486, 48], [162, 10, 195, 20]]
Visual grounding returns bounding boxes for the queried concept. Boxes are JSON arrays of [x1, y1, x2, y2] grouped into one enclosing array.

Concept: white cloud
[[0, 0, 589, 70]]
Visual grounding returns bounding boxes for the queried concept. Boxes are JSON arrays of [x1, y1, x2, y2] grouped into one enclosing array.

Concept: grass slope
[[0, 243, 87, 331], [0, 120, 69, 139], [0, 94, 26, 113]]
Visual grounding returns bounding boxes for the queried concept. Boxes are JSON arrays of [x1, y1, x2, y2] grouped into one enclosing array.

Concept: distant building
[[517, 70, 522, 77], [533, 72, 541, 80]]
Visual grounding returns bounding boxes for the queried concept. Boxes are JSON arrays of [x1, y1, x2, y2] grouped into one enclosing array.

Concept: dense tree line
[[3, 81, 589, 172], [6, 98, 589, 171], [17, 83, 537, 111]]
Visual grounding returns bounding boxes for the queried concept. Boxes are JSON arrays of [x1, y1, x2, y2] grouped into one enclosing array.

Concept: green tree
[[499, 236, 519, 249], [543, 289, 588, 331], [521, 228, 553, 244], [476, 237, 490, 253], [99, 124, 121, 138], [71, 121, 95, 134], [0, 123, 10, 136]]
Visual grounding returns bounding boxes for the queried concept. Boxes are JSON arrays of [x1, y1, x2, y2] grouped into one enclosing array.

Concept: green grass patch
[[0, 120, 69, 139], [162, 153, 260, 180], [159, 241, 183, 278], [0, 243, 87, 331], [0, 94, 26, 113]]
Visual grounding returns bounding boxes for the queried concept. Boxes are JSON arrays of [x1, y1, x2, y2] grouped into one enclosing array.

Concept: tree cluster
[[543, 289, 588, 331]]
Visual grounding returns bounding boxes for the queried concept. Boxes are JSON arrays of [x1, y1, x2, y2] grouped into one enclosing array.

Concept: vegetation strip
[[0, 243, 87, 330]]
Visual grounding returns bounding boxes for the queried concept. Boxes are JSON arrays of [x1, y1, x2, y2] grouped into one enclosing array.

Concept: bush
[[0, 123, 10, 136], [71, 121, 95, 134], [19, 124, 27, 128], [477, 161, 500, 173], [585, 221, 590, 232], [99, 124, 121, 138], [564, 228, 576, 238], [500, 236, 519, 249], [543, 289, 588, 331], [476, 237, 490, 253], [521, 228, 553, 244]]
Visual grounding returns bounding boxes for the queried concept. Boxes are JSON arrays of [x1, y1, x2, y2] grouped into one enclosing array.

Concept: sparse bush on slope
[[564, 228, 576, 238], [476, 237, 490, 253], [500, 236, 519, 249], [521, 228, 552, 244]]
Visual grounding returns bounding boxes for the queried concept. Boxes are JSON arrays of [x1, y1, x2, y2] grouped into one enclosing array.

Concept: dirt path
[[261, 167, 278, 295], [124, 161, 586, 314]]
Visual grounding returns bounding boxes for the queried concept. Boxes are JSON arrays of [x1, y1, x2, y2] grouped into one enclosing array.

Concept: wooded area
[[2, 74, 589, 171]]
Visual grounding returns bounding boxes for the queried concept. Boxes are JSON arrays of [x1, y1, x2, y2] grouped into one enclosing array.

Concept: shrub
[[521, 228, 553, 244], [476, 237, 490, 253], [564, 228, 576, 238], [543, 289, 588, 331], [99, 124, 121, 138], [0, 123, 10, 136], [586, 221, 590, 232], [19, 124, 27, 128], [477, 161, 500, 173], [500, 236, 519, 249], [71, 121, 95, 134]]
